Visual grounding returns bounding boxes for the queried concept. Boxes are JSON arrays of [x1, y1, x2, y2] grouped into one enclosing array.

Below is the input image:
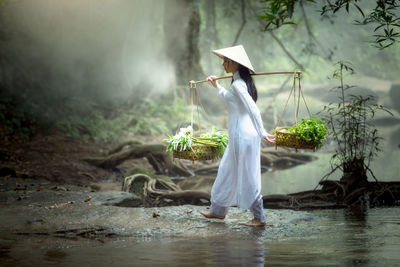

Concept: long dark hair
[[238, 64, 258, 102]]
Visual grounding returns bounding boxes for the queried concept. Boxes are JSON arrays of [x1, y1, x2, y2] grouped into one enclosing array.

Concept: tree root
[[263, 181, 400, 210], [122, 174, 210, 207]]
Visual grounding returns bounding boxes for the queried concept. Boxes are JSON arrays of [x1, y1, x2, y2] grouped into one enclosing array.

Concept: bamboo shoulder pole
[[189, 71, 302, 85]]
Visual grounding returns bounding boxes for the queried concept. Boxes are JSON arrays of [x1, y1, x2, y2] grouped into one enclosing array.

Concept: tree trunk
[[205, 0, 218, 71], [164, 0, 203, 85], [340, 157, 368, 198]]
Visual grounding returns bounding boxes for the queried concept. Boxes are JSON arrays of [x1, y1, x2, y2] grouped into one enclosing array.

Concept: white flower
[[179, 125, 193, 136]]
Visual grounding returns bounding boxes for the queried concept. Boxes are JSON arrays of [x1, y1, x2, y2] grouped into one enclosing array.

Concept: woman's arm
[[232, 80, 274, 141], [207, 76, 228, 98]]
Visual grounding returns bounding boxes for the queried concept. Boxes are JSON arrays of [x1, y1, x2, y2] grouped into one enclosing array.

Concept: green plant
[[285, 117, 328, 148], [166, 126, 194, 152], [55, 95, 186, 142], [321, 61, 393, 181]]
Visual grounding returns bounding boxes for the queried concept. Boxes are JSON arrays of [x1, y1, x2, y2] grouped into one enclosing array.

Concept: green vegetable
[[198, 128, 228, 158], [284, 117, 328, 148], [165, 126, 228, 159]]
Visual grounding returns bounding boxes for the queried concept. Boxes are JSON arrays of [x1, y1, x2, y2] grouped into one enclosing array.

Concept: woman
[[200, 45, 275, 227]]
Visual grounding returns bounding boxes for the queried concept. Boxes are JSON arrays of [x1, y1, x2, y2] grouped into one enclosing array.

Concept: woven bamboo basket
[[275, 126, 316, 151], [173, 144, 216, 162]]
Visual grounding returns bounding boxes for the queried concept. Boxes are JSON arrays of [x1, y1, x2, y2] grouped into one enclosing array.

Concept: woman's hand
[[264, 134, 276, 145], [207, 76, 218, 88]]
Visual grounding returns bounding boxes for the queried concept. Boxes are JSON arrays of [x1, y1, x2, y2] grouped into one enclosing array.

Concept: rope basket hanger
[[274, 71, 316, 152], [171, 70, 310, 162], [186, 70, 305, 134], [172, 81, 216, 163]]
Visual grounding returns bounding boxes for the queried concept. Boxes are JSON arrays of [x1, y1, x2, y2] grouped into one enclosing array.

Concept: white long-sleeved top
[[211, 71, 268, 209]]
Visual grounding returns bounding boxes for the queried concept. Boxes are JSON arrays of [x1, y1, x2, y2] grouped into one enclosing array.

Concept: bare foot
[[239, 218, 266, 227], [199, 211, 225, 220]]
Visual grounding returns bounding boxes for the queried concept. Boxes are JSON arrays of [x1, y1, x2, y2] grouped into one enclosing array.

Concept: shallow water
[[1, 207, 399, 266]]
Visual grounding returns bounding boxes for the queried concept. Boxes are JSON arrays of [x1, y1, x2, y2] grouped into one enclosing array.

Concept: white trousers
[[210, 194, 266, 223]]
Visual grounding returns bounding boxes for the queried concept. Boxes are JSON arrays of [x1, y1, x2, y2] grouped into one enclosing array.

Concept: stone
[[90, 191, 142, 207]]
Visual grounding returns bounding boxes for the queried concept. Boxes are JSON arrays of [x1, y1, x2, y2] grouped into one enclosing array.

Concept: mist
[[2, 1, 399, 100], [1, 0, 174, 102], [0, 0, 399, 153]]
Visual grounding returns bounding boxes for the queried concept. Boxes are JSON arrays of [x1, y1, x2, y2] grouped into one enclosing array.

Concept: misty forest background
[[0, 0, 399, 182]]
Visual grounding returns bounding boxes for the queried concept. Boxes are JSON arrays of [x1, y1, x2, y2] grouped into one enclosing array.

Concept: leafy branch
[[258, 0, 400, 49]]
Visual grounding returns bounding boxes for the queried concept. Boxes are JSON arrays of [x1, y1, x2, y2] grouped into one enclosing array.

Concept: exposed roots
[[263, 180, 400, 210], [122, 174, 210, 207]]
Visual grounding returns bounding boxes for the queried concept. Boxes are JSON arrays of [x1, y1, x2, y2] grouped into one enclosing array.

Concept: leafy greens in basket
[[166, 126, 228, 159], [281, 117, 328, 148]]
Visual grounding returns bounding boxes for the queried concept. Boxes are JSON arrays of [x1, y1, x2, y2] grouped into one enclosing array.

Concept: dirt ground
[[0, 129, 152, 188]]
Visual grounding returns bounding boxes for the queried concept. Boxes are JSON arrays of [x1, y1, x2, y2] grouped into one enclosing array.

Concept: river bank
[[1, 180, 399, 266]]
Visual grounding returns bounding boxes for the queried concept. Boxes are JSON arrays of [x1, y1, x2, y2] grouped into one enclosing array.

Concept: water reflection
[[210, 238, 265, 267], [343, 208, 370, 266]]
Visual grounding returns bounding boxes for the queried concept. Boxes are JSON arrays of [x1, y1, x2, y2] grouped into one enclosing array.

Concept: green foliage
[[166, 126, 193, 152], [57, 95, 185, 142], [198, 127, 229, 158], [61, 97, 184, 142], [0, 86, 186, 142], [128, 98, 184, 136], [165, 126, 228, 159], [322, 0, 400, 49], [285, 117, 328, 148], [322, 61, 393, 177], [55, 101, 128, 142], [259, 0, 400, 49], [257, 0, 312, 30]]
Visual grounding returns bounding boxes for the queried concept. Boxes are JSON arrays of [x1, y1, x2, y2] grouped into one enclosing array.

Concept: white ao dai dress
[[211, 71, 268, 210]]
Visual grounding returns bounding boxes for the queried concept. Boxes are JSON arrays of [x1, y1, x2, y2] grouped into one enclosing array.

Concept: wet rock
[[90, 191, 142, 207]]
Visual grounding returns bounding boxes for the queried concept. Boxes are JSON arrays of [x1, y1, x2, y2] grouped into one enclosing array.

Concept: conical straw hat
[[212, 45, 255, 73]]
